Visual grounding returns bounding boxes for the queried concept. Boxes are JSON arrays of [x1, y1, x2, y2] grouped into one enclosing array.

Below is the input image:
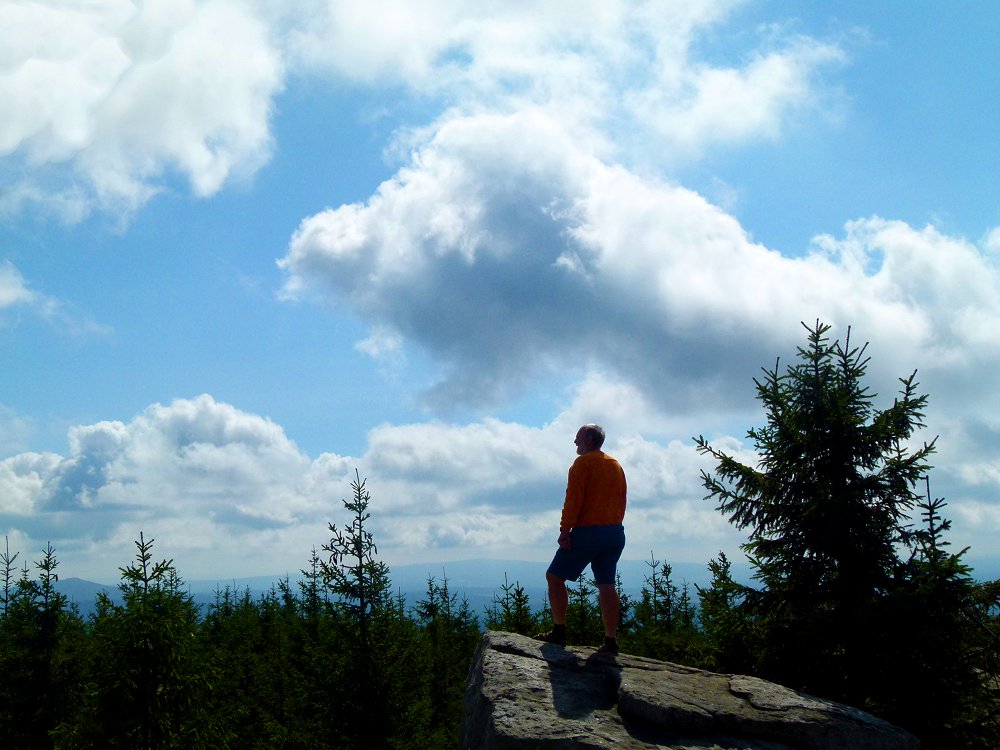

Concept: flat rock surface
[[461, 631, 918, 750]]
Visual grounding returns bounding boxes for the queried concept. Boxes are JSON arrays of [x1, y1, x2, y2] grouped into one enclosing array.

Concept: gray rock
[[461, 631, 918, 750]]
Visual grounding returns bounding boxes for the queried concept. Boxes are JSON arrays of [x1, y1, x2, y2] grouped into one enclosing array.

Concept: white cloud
[[627, 36, 845, 156], [0, 406, 36, 456], [280, 105, 1000, 433], [2, 378, 994, 582], [0, 452, 62, 515], [985, 227, 1000, 255], [1, 0, 282, 217], [952, 500, 1000, 533], [0, 395, 349, 576], [276, 95, 1000, 571], [0, 389, 748, 580], [3, 0, 842, 219], [284, 0, 844, 173]]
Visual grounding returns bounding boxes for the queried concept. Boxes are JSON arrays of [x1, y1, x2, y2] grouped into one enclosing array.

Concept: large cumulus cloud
[[280, 110, 1000, 416]]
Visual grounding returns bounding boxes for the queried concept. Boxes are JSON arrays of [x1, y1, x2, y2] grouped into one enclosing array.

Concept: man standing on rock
[[536, 424, 627, 655]]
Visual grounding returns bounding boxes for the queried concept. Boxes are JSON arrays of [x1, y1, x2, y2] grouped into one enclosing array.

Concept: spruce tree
[[874, 484, 1000, 747], [0, 543, 85, 750], [483, 573, 539, 635], [694, 552, 753, 673], [60, 533, 226, 749], [626, 554, 703, 664], [321, 470, 392, 654], [415, 574, 481, 747], [565, 576, 602, 646], [695, 320, 1000, 748], [319, 470, 412, 750], [1, 535, 20, 617], [695, 320, 935, 704]]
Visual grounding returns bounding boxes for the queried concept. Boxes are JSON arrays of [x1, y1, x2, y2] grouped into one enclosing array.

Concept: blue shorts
[[547, 524, 625, 585]]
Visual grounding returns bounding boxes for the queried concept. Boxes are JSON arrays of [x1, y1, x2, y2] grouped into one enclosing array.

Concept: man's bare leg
[[534, 571, 570, 646], [597, 583, 620, 638], [547, 571, 568, 624], [596, 583, 620, 654]]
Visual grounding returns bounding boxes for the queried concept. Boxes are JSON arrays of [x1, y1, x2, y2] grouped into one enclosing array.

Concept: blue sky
[[2, 0, 999, 583]]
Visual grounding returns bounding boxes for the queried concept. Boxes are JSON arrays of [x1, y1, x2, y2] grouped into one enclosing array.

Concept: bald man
[[536, 424, 627, 654]]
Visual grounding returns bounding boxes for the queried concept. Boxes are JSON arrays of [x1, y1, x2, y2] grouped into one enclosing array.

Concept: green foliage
[[320, 470, 392, 654], [696, 321, 934, 697], [694, 552, 754, 673], [695, 320, 998, 748], [414, 575, 481, 748], [564, 576, 603, 646], [200, 581, 318, 749], [58, 533, 227, 749], [870, 486, 1000, 748], [1, 536, 18, 617], [483, 573, 540, 635], [317, 470, 415, 750], [0, 474, 486, 750], [615, 572, 635, 638], [623, 554, 706, 665], [0, 543, 86, 750]]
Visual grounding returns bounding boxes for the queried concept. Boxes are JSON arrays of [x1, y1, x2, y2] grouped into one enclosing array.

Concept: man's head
[[574, 424, 606, 455]]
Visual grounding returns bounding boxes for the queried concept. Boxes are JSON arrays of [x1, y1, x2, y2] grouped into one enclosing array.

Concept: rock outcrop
[[461, 631, 918, 750]]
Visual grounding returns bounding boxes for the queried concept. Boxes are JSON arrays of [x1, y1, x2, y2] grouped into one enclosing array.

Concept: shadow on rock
[[544, 644, 622, 719]]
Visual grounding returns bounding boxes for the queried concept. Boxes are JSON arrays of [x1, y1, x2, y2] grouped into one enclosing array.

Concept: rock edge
[[461, 630, 918, 750]]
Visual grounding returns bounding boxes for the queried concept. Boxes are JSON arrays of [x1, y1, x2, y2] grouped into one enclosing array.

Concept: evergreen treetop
[[696, 320, 936, 603]]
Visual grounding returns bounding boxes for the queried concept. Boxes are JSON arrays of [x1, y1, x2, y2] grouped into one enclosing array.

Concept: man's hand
[[558, 530, 572, 550]]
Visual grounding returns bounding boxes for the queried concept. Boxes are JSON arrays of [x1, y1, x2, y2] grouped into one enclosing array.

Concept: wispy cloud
[[0, 261, 111, 337], [0, 261, 35, 309]]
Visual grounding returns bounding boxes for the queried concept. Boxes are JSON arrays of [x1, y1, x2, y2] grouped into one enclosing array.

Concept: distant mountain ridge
[[53, 558, 739, 618], [53, 554, 1000, 619]]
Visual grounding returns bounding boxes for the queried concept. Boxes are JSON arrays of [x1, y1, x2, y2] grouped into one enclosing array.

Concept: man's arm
[[559, 458, 586, 532], [559, 459, 584, 549]]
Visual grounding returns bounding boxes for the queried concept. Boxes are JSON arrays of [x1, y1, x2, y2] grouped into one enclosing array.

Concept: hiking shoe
[[533, 630, 566, 647], [595, 639, 618, 655]]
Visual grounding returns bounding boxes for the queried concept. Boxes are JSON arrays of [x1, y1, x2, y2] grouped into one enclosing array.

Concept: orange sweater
[[559, 450, 627, 532]]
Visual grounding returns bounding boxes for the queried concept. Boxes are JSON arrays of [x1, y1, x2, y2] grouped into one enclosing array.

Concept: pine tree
[[0, 543, 86, 749], [696, 320, 935, 703], [1, 535, 20, 617], [483, 573, 539, 635], [318, 470, 414, 750], [299, 546, 328, 627], [60, 533, 227, 749], [321, 470, 392, 655], [694, 552, 753, 673], [873, 483, 1000, 747], [694, 320, 998, 748], [615, 572, 635, 640], [626, 554, 704, 664], [415, 574, 481, 747], [565, 576, 602, 646]]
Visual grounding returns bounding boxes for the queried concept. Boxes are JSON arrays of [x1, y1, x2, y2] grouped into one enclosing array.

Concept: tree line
[[2, 321, 998, 749]]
